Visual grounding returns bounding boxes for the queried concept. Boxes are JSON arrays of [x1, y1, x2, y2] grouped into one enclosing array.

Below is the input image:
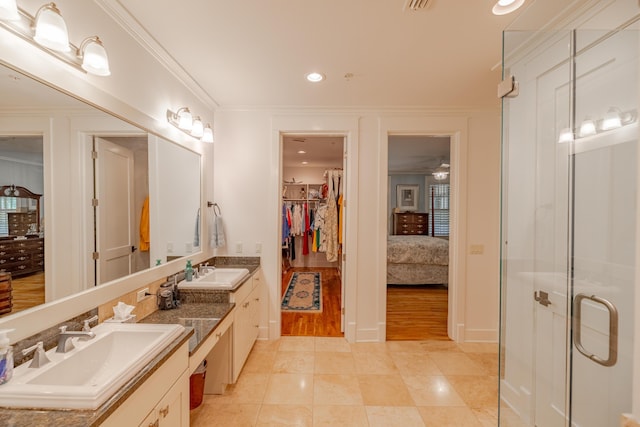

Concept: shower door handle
[[573, 293, 618, 367]]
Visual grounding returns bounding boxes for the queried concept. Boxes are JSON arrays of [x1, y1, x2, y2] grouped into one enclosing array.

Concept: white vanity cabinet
[[102, 341, 190, 427], [231, 268, 262, 382]]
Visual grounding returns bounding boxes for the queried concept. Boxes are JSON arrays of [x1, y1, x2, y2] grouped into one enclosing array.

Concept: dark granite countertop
[[140, 302, 235, 355]]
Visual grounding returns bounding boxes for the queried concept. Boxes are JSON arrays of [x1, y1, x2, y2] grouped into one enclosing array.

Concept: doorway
[[280, 135, 345, 337], [89, 135, 149, 286], [386, 135, 451, 340]]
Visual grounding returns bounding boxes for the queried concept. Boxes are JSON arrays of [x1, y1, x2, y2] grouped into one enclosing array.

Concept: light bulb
[[601, 108, 622, 131], [0, 0, 19, 20], [80, 37, 111, 76], [177, 108, 193, 131], [191, 117, 204, 138], [33, 3, 70, 52], [578, 118, 596, 137]]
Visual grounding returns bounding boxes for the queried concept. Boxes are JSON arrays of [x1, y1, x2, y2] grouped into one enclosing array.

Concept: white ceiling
[[115, 0, 526, 109]]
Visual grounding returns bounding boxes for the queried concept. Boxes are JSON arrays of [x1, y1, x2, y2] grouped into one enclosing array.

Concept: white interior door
[[340, 139, 347, 333], [95, 137, 135, 284]]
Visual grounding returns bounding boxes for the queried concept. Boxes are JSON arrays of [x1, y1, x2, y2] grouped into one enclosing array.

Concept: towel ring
[[208, 202, 222, 216]]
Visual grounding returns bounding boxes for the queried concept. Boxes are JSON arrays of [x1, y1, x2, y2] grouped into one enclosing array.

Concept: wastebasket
[[190, 359, 207, 410]]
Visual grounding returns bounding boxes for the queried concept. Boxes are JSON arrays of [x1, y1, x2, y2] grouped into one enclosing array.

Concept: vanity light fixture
[[78, 36, 110, 76], [558, 108, 636, 143], [306, 72, 325, 83], [492, 0, 525, 15], [167, 107, 214, 143], [0, 2, 111, 76], [0, 0, 19, 20], [33, 2, 69, 52]]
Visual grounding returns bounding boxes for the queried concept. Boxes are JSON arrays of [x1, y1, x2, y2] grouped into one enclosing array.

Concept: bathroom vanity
[[0, 260, 261, 426]]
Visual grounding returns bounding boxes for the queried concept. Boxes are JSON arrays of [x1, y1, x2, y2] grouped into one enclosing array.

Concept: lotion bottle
[[0, 329, 14, 385], [185, 259, 194, 282]]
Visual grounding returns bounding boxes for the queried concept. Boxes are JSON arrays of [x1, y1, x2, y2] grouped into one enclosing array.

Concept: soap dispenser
[[185, 260, 194, 282], [0, 329, 14, 385]]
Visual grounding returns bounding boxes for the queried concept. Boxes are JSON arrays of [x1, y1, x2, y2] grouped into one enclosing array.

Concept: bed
[[387, 235, 449, 285]]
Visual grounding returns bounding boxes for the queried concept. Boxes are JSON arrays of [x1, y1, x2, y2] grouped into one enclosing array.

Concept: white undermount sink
[[0, 322, 184, 410], [179, 267, 250, 289]]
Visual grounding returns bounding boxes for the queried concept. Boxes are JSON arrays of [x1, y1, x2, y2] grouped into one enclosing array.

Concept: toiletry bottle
[[185, 260, 194, 282], [0, 329, 14, 385]]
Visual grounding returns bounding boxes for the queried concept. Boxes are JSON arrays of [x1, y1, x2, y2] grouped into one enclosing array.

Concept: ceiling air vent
[[403, 0, 432, 11]]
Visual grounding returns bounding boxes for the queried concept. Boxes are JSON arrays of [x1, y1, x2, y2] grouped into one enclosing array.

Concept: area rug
[[281, 272, 322, 313]]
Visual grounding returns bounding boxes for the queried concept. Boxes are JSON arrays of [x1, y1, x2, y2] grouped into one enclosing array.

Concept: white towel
[[211, 214, 226, 248]]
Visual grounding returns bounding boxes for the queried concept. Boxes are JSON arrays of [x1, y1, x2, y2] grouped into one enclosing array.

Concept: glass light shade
[[202, 125, 214, 143], [557, 128, 573, 143], [33, 3, 70, 52], [191, 117, 204, 138], [578, 118, 597, 137], [492, 0, 525, 15], [0, 0, 19, 21], [80, 37, 111, 76], [601, 108, 622, 130], [177, 108, 193, 131], [432, 171, 449, 180]]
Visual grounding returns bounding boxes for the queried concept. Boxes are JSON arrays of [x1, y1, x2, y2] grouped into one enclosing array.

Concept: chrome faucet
[[56, 326, 96, 353], [22, 341, 50, 368], [82, 314, 99, 332]]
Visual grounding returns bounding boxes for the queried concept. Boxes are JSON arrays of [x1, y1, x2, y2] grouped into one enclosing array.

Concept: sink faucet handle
[[22, 341, 50, 368], [83, 315, 99, 332], [59, 325, 68, 333]]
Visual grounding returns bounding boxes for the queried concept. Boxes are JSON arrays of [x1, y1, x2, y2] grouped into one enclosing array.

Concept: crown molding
[[95, 0, 219, 111]]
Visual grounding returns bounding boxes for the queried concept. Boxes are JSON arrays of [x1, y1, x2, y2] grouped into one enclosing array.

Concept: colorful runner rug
[[281, 272, 322, 312]]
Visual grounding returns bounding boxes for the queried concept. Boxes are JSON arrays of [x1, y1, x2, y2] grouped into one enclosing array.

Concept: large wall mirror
[[0, 62, 202, 318]]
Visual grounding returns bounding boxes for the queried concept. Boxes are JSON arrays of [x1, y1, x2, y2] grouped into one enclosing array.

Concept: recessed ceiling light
[[297, 150, 306, 154], [492, 0, 525, 15], [306, 72, 325, 83], [301, 161, 308, 165]]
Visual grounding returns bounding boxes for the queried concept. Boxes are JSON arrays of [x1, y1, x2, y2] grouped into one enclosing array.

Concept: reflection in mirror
[[91, 136, 149, 285], [0, 63, 202, 318], [0, 139, 45, 314], [151, 137, 201, 265]]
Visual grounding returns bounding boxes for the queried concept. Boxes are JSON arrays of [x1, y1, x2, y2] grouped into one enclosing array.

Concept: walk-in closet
[[280, 135, 344, 337]]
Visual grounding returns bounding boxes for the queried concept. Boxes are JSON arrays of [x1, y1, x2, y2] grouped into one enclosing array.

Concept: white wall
[[213, 108, 501, 343]]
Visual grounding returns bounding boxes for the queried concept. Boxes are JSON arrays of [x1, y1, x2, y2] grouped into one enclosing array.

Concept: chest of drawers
[[393, 212, 428, 235], [0, 237, 44, 276]]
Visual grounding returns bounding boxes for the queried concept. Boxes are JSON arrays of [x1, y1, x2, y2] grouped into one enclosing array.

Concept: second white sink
[[179, 268, 250, 289]]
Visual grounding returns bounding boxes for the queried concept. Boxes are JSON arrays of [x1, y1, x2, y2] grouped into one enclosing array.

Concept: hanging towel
[[194, 208, 200, 247], [210, 207, 226, 248], [139, 196, 150, 252]]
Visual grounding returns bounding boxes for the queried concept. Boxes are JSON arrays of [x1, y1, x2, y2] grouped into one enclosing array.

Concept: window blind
[[429, 184, 449, 236]]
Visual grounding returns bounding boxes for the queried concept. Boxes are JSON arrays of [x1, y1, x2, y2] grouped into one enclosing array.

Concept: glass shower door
[[569, 28, 637, 427], [499, 21, 639, 427]]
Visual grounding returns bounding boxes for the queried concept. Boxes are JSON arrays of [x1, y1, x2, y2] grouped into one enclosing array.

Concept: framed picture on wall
[[396, 184, 419, 211]]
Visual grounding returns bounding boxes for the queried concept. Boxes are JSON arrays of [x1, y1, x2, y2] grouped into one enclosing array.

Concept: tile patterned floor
[[190, 337, 500, 426]]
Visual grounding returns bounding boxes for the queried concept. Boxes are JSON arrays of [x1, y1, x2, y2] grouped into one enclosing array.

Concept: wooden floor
[[281, 267, 343, 337], [0, 271, 45, 318], [386, 284, 449, 341], [281, 267, 449, 341]]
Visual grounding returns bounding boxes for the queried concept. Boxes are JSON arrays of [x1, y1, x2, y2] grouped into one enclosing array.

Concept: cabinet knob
[[159, 405, 170, 418]]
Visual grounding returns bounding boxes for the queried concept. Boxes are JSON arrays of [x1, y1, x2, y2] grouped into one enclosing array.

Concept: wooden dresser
[[393, 212, 428, 235], [0, 237, 45, 277]]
